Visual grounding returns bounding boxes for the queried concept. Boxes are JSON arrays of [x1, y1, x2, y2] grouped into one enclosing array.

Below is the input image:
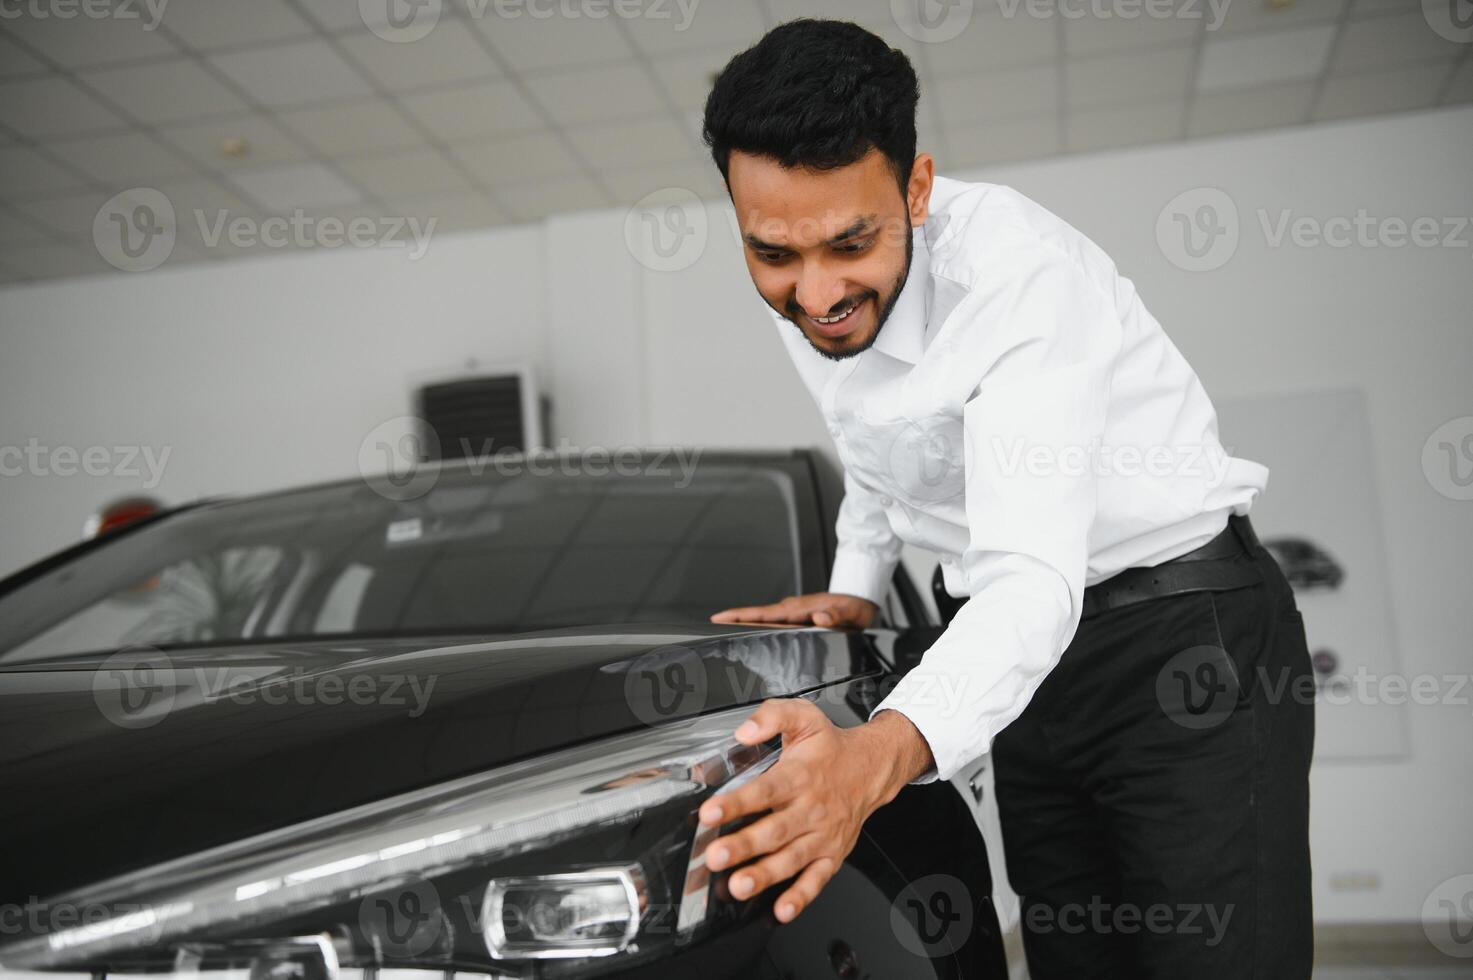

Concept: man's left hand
[[698, 699, 934, 923]]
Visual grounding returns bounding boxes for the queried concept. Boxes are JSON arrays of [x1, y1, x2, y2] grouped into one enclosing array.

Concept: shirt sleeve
[[828, 468, 904, 606], [869, 238, 1125, 784]]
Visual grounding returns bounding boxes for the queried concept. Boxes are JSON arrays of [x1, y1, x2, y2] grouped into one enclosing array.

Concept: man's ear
[[907, 153, 934, 228]]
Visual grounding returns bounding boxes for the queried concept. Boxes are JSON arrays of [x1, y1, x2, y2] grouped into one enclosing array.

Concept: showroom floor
[[1313, 930, 1470, 978]]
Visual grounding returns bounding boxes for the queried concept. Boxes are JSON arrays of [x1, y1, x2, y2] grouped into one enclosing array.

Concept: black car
[[0, 450, 1006, 979]]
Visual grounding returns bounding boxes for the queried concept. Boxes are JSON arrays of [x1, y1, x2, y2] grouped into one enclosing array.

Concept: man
[[697, 19, 1314, 979]]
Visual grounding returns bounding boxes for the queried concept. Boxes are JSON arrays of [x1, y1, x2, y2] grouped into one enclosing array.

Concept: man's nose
[[794, 263, 846, 318]]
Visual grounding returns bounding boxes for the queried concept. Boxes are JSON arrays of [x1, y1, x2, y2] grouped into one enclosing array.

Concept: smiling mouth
[[806, 299, 865, 337]]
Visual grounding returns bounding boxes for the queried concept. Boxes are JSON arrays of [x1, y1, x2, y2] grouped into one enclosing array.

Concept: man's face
[[727, 147, 932, 361]]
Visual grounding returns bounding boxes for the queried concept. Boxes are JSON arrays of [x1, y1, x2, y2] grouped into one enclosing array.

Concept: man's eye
[[836, 239, 874, 254], [755, 250, 787, 263]]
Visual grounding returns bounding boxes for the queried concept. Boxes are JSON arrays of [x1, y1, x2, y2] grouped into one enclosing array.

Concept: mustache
[[785, 291, 876, 321]]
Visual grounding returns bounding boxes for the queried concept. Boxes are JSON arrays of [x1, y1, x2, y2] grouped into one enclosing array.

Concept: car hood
[[0, 624, 878, 905]]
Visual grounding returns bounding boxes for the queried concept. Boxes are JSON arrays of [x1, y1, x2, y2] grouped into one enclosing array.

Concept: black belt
[[1079, 515, 1263, 620]]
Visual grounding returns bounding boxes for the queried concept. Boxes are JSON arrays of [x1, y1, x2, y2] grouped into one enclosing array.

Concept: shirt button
[[880, 495, 894, 507], [827, 424, 841, 437], [940, 555, 955, 565]]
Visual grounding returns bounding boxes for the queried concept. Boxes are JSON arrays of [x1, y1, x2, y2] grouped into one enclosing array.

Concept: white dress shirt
[[769, 175, 1269, 784]]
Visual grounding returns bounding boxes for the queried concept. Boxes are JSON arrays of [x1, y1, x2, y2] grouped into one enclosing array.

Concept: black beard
[[785, 229, 913, 363]]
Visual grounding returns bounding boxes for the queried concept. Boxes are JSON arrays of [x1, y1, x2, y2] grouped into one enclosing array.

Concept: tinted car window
[[0, 464, 801, 664]]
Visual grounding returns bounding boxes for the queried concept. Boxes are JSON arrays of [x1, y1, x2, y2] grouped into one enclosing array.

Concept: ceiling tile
[[1062, 10, 1203, 56], [944, 117, 1061, 168], [762, 0, 894, 26], [1313, 60, 1452, 119], [1, 11, 176, 67], [210, 39, 376, 107], [1187, 80, 1318, 136], [228, 161, 365, 211], [1196, 23, 1338, 91], [1214, 0, 1348, 33], [648, 46, 732, 110], [337, 147, 474, 199], [1066, 99, 1185, 152], [11, 189, 121, 241], [0, 143, 93, 196], [1331, 12, 1466, 71], [0, 241, 114, 280], [81, 57, 251, 123], [935, 63, 1059, 126], [601, 161, 725, 205], [399, 78, 543, 140], [339, 19, 500, 91], [159, 0, 316, 50], [923, 12, 1058, 75], [448, 129, 582, 184], [47, 131, 197, 184], [149, 178, 264, 257], [498, 173, 610, 222], [526, 63, 667, 126], [0, 31, 49, 75], [158, 113, 312, 170], [381, 190, 509, 233], [475, 8, 636, 72], [292, 0, 384, 33], [1444, 58, 1473, 104], [1068, 44, 1195, 107], [278, 98, 424, 155], [1349, 0, 1425, 14], [620, 0, 766, 55], [0, 75, 123, 137], [564, 115, 699, 169], [0, 199, 66, 246]]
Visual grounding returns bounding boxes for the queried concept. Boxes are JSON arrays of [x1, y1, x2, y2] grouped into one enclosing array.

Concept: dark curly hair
[[702, 19, 920, 197]]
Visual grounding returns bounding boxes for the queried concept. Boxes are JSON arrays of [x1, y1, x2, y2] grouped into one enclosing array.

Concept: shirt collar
[[868, 223, 933, 366]]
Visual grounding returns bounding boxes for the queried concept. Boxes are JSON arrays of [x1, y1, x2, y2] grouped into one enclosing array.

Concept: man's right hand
[[710, 593, 879, 629]]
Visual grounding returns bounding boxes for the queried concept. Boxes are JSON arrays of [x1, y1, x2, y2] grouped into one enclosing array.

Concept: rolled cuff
[[828, 546, 897, 607]]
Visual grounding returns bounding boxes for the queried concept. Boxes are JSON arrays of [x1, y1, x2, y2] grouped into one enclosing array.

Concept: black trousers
[[991, 537, 1315, 979]]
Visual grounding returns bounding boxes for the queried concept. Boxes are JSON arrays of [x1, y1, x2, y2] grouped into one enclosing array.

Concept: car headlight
[[0, 704, 781, 977]]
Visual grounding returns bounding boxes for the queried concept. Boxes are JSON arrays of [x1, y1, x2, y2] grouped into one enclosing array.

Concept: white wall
[[0, 223, 545, 572], [2, 104, 1469, 926]]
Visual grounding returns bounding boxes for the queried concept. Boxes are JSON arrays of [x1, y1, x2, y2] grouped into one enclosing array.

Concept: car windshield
[[0, 462, 803, 665]]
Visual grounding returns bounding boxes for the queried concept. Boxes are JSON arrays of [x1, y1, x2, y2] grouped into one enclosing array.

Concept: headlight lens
[[0, 704, 781, 976]]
